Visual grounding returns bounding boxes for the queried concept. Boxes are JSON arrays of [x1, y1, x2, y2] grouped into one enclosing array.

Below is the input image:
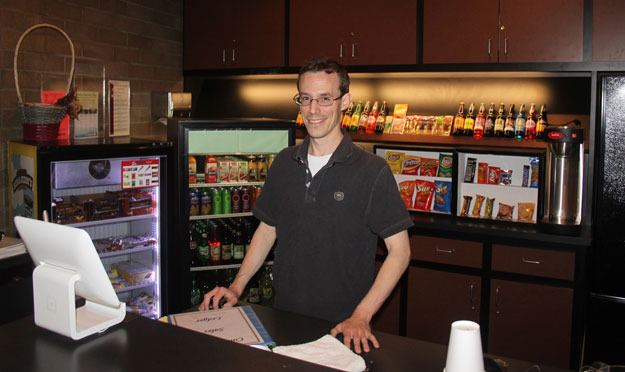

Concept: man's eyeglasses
[[293, 94, 343, 107]]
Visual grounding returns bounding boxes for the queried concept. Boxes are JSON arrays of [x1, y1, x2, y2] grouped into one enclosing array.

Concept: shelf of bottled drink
[[190, 212, 254, 221], [190, 261, 273, 272], [189, 181, 265, 188]]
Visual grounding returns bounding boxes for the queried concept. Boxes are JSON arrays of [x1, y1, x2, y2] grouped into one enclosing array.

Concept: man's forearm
[[352, 230, 411, 322], [229, 222, 276, 297]]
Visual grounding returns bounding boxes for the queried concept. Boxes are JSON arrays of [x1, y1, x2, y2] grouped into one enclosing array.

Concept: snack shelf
[[113, 280, 154, 294], [190, 261, 273, 272], [460, 182, 539, 190], [190, 181, 264, 188], [190, 212, 254, 220], [66, 214, 156, 228], [98, 245, 156, 259]]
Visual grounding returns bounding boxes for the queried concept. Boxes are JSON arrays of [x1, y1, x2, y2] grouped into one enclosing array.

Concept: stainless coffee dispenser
[[543, 121, 584, 234]]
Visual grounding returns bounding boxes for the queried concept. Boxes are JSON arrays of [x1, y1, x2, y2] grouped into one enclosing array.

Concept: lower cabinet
[[488, 279, 573, 369], [371, 261, 402, 335], [407, 267, 481, 345]]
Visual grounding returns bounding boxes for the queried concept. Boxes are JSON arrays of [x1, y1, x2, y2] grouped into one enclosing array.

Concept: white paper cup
[[444, 320, 485, 372]]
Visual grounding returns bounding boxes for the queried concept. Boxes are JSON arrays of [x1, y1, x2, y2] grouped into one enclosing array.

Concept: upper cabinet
[[289, 0, 417, 67], [423, 0, 583, 64], [593, 0, 625, 62], [184, 0, 285, 70]]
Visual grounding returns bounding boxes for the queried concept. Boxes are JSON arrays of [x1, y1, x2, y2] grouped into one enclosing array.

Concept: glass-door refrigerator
[[167, 118, 294, 313], [8, 138, 171, 319]]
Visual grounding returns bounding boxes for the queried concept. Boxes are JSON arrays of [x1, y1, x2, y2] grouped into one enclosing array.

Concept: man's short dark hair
[[297, 57, 350, 96]]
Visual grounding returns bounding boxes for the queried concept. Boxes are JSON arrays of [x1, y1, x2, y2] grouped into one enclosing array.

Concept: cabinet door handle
[[487, 38, 491, 56], [521, 257, 542, 265], [495, 287, 501, 315], [435, 247, 455, 254], [222, 49, 226, 64], [351, 43, 357, 59], [469, 283, 476, 311], [504, 37, 509, 56], [232, 48, 236, 62], [339, 43, 343, 59]]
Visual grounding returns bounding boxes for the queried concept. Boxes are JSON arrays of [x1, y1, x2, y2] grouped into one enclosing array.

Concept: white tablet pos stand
[[14, 216, 126, 340]]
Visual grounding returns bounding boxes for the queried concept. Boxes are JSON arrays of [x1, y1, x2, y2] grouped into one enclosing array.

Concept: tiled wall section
[[0, 0, 183, 232]]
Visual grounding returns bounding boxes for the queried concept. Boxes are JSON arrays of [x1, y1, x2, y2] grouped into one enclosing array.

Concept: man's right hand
[[198, 286, 240, 311]]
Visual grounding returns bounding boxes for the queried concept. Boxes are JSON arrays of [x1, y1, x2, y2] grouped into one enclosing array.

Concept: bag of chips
[[398, 180, 415, 209], [433, 180, 452, 213], [401, 156, 420, 175], [413, 180, 436, 211]]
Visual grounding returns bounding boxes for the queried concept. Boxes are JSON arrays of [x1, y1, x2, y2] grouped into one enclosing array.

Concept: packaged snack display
[[437, 154, 453, 178], [460, 195, 473, 216], [464, 158, 477, 183], [433, 180, 452, 213], [114, 261, 154, 285], [413, 180, 436, 211], [419, 158, 439, 177], [401, 156, 420, 175], [487, 166, 500, 185], [386, 151, 405, 174], [522, 165, 530, 187], [483, 197, 495, 218], [496, 203, 514, 220], [499, 169, 513, 185], [398, 180, 415, 209], [471, 194, 485, 217], [477, 162, 489, 184], [517, 202, 536, 222], [530, 157, 540, 188]]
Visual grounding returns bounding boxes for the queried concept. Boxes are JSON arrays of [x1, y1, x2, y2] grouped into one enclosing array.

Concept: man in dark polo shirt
[[200, 57, 413, 353]]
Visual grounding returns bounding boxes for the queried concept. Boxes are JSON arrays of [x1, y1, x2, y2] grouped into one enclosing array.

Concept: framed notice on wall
[[108, 80, 130, 137]]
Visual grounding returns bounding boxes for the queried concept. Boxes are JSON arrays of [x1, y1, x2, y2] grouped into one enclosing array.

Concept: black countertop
[[0, 304, 572, 372]]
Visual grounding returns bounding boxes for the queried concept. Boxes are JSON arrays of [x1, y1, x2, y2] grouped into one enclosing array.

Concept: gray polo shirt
[[253, 132, 413, 322]]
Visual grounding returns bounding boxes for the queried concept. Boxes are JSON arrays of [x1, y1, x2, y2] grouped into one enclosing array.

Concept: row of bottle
[[452, 102, 548, 140], [189, 217, 262, 266], [188, 154, 275, 184], [295, 99, 392, 134], [189, 185, 262, 216], [190, 266, 274, 306]]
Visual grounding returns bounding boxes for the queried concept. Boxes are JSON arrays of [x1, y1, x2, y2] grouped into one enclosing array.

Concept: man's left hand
[[330, 315, 380, 353]]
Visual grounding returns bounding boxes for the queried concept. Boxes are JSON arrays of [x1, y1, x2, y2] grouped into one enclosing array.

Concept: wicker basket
[[14, 23, 75, 141]]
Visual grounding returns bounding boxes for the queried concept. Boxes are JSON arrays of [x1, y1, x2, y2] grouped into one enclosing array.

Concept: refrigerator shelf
[[190, 212, 253, 220], [114, 280, 155, 294], [190, 261, 273, 272], [98, 244, 156, 259], [65, 214, 156, 228], [190, 181, 264, 188]]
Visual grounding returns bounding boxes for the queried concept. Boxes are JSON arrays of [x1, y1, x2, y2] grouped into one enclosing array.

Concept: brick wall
[[0, 0, 183, 232]]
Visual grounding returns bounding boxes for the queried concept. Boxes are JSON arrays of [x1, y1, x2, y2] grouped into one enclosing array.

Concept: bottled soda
[[221, 228, 233, 263], [365, 100, 379, 134], [452, 102, 465, 136], [205, 155, 218, 183], [484, 103, 495, 137], [198, 223, 210, 265], [494, 103, 505, 137], [231, 187, 241, 213], [536, 104, 548, 139], [211, 187, 222, 215], [463, 103, 476, 136], [504, 104, 516, 138], [209, 224, 221, 265], [188, 155, 197, 184], [473, 103, 486, 139], [241, 186, 251, 212], [222, 187, 231, 214], [341, 102, 353, 129], [200, 188, 211, 215], [189, 188, 199, 216], [189, 227, 199, 267], [514, 104, 527, 140], [524, 103, 537, 140], [233, 229, 245, 263], [349, 101, 363, 132], [247, 273, 261, 304], [260, 266, 273, 300], [375, 101, 387, 134], [357, 100, 371, 132], [190, 275, 202, 306]]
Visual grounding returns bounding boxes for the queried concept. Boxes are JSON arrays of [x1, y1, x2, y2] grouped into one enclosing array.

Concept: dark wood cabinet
[[488, 279, 573, 369], [406, 267, 481, 345], [423, 0, 583, 64], [184, 0, 284, 70], [289, 0, 417, 67], [592, 0, 625, 61]]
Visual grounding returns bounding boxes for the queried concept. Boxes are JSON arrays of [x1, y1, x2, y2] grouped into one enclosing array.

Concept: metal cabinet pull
[[495, 287, 501, 315], [435, 247, 455, 254], [222, 49, 226, 64], [488, 38, 491, 56], [339, 43, 343, 59], [521, 257, 542, 265], [351, 43, 356, 58], [469, 283, 476, 311], [504, 37, 509, 56]]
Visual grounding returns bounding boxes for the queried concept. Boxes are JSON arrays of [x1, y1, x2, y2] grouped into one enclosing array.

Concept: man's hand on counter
[[198, 286, 240, 311], [330, 313, 380, 354]]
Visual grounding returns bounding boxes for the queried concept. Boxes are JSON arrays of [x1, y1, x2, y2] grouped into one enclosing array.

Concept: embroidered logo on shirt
[[334, 191, 344, 201]]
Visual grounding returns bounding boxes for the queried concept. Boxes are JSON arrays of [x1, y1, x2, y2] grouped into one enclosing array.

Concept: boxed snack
[[114, 261, 154, 285]]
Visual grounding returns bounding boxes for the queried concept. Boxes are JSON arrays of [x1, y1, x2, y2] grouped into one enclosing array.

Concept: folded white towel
[[272, 334, 366, 372]]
